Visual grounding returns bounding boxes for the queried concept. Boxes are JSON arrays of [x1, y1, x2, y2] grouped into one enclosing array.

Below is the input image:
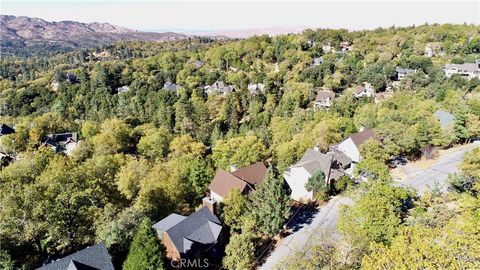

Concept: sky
[[1, 0, 479, 32]]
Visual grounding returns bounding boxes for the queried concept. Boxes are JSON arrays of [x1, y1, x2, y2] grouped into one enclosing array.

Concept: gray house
[[204, 81, 234, 96], [152, 203, 224, 261], [396, 67, 417, 80], [37, 243, 114, 270], [42, 133, 79, 156]]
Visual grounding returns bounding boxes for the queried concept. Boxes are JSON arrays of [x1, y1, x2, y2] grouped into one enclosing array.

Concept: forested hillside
[[1, 23, 480, 269]]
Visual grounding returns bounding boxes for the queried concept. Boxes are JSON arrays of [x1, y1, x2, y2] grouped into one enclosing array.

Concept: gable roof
[[231, 162, 267, 186], [0, 124, 15, 136], [294, 149, 334, 177], [157, 206, 222, 256], [37, 243, 114, 270], [349, 129, 376, 148], [434, 110, 455, 129], [208, 169, 250, 198], [315, 90, 335, 102], [353, 85, 366, 94]]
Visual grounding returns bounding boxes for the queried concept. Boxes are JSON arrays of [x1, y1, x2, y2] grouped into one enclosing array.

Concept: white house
[[444, 62, 480, 80], [248, 83, 265, 95], [314, 90, 335, 110], [335, 129, 376, 163], [283, 148, 351, 201], [424, 43, 443, 57], [353, 83, 374, 98], [204, 81, 234, 96]]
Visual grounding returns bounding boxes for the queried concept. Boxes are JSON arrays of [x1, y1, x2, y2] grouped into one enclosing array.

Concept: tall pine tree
[[123, 218, 164, 270], [248, 167, 291, 237]]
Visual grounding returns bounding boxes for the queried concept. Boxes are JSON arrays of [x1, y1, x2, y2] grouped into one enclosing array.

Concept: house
[[424, 43, 443, 57], [0, 151, 14, 168], [283, 147, 351, 201], [42, 133, 79, 156], [434, 110, 455, 129], [193, 60, 204, 68], [204, 81, 234, 96], [164, 81, 182, 93], [444, 62, 480, 80], [66, 73, 77, 83], [0, 124, 15, 136], [314, 89, 335, 110], [340, 41, 352, 52], [353, 83, 374, 98], [37, 242, 114, 270], [335, 129, 376, 163], [312, 57, 324, 66], [152, 202, 224, 261], [322, 43, 333, 53], [396, 67, 417, 80], [247, 83, 265, 95], [50, 80, 60, 92], [208, 162, 267, 202], [116, 85, 130, 94]]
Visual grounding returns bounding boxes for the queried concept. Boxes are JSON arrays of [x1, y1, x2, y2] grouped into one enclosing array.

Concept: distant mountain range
[[0, 15, 188, 56], [189, 26, 310, 39]]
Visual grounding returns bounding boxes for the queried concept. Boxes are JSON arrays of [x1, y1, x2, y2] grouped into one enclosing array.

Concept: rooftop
[[37, 243, 114, 270]]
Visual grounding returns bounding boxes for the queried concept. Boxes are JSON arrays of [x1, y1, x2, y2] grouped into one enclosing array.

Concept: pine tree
[[123, 218, 164, 270], [249, 167, 291, 237]]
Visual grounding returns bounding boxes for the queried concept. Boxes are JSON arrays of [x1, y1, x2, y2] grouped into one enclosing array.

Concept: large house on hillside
[[152, 202, 224, 262], [314, 89, 336, 110], [208, 162, 267, 202], [37, 243, 114, 270], [42, 133, 79, 156], [283, 147, 351, 201], [396, 67, 417, 80], [204, 81, 234, 96], [444, 62, 480, 80], [333, 129, 376, 164]]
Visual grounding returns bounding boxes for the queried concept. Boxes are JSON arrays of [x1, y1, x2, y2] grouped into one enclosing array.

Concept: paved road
[[259, 197, 353, 270], [398, 142, 479, 195], [258, 142, 479, 269]]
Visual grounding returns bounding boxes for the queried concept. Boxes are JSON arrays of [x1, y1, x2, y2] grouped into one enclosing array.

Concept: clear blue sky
[[1, 1, 479, 32]]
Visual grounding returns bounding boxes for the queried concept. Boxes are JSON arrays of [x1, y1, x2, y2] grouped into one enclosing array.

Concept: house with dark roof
[[208, 162, 267, 202], [37, 242, 114, 270], [335, 129, 376, 163], [203, 81, 234, 96], [283, 147, 351, 201], [42, 133, 79, 156], [0, 151, 14, 168], [434, 110, 455, 129], [314, 89, 335, 110], [0, 124, 15, 136], [152, 204, 224, 262]]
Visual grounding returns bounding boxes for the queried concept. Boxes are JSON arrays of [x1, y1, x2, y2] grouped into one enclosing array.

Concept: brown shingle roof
[[315, 91, 335, 102], [208, 169, 250, 198], [231, 162, 267, 186], [353, 85, 366, 94], [350, 129, 376, 148]]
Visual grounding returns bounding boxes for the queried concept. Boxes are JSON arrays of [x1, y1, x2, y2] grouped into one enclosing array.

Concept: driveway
[[258, 142, 479, 269], [397, 142, 479, 195], [258, 197, 353, 270]]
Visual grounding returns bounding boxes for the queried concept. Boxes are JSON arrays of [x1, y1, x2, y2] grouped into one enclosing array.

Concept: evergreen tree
[[248, 167, 290, 237], [123, 218, 164, 270]]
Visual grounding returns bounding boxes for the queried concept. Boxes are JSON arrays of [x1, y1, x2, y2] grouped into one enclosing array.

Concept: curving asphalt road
[[258, 142, 479, 269]]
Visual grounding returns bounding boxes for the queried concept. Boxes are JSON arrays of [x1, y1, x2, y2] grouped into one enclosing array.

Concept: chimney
[[313, 145, 320, 152], [230, 165, 237, 172], [202, 196, 217, 215]]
